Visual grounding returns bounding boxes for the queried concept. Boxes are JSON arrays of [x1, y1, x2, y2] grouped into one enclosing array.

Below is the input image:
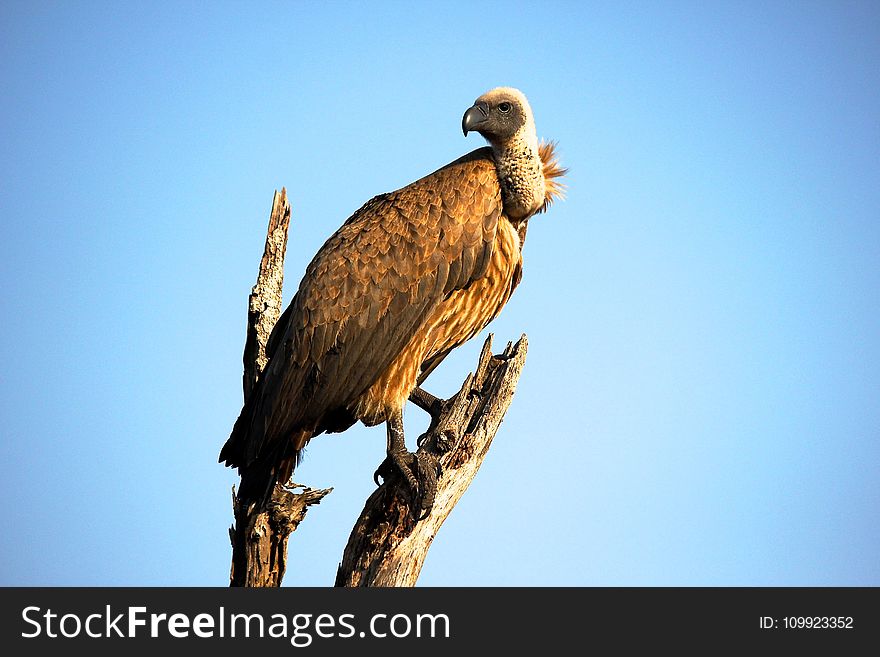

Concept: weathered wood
[[242, 188, 290, 401], [335, 333, 528, 587], [229, 188, 332, 587], [229, 483, 332, 587]]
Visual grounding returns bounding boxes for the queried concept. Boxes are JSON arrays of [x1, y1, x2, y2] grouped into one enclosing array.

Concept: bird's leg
[[410, 386, 456, 447], [386, 409, 419, 493], [410, 386, 445, 419], [373, 410, 418, 492], [373, 408, 438, 519]]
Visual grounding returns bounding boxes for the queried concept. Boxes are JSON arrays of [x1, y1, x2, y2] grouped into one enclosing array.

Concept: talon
[[381, 407, 441, 521], [373, 449, 440, 519], [389, 448, 419, 493], [413, 451, 439, 519], [372, 453, 397, 486]]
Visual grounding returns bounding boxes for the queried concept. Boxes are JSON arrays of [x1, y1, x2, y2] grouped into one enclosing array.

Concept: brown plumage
[[221, 88, 565, 509]]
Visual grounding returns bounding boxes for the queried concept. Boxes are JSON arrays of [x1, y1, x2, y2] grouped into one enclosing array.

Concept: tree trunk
[[228, 189, 331, 587]]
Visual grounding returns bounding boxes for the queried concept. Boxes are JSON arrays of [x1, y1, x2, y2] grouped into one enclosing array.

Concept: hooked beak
[[462, 101, 490, 136]]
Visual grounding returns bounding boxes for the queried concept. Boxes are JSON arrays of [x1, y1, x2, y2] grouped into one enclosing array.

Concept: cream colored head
[[461, 87, 538, 151]]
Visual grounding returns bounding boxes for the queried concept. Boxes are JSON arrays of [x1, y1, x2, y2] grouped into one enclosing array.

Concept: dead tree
[[228, 190, 527, 587], [228, 189, 332, 587]]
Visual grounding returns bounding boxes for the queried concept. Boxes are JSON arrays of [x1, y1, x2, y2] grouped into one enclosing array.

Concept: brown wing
[[415, 142, 566, 384], [222, 147, 502, 468]]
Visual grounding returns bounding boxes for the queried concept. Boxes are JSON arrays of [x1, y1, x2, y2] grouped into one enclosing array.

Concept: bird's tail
[[220, 386, 312, 510], [231, 428, 311, 511]]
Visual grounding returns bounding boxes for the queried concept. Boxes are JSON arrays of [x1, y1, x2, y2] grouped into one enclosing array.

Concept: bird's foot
[[373, 448, 439, 520], [410, 387, 457, 447]]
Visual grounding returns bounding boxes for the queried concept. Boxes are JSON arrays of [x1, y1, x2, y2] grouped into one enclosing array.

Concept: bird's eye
[[498, 102, 512, 113]]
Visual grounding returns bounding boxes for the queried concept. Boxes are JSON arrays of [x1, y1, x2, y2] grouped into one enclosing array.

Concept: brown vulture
[[220, 87, 565, 515]]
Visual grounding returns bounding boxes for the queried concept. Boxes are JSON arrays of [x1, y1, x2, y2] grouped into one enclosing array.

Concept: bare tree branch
[[229, 189, 332, 587], [242, 188, 290, 400]]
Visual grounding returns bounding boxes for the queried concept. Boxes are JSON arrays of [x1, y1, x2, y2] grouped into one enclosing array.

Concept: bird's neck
[[492, 132, 546, 221]]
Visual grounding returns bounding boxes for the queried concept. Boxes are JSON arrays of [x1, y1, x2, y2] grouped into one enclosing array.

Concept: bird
[[220, 87, 565, 516]]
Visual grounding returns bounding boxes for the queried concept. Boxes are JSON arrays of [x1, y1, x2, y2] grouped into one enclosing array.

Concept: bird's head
[[462, 87, 537, 149]]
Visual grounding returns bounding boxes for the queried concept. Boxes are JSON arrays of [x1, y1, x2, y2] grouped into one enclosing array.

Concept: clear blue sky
[[1, 1, 878, 586]]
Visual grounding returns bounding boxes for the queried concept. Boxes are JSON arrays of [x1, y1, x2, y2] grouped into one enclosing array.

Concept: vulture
[[220, 87, 565, 515]]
